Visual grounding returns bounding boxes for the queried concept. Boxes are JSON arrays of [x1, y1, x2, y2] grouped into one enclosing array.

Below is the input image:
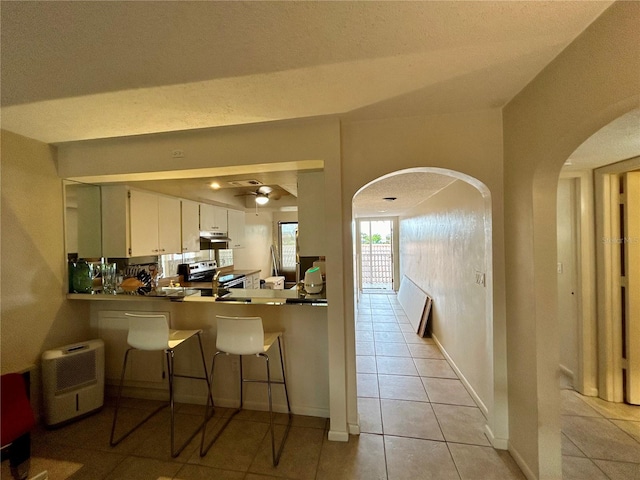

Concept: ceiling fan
[[235, 185, 280, 205]]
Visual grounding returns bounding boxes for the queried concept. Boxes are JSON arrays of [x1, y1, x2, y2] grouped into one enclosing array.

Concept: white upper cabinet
[[199, 204, 228, 233], [180, 199, 200, 253], [227, 209, 245, 249], [101, 186, 181, 257]]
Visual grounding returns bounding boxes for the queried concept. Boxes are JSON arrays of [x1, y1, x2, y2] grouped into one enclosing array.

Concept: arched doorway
[[351, 167, 507, 449]]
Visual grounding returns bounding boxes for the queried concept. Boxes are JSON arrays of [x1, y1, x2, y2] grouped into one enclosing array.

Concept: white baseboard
[[431, 333, 489, 417], [484, 424, 508, 450], [327, 430, 349, 442], [508, 442, 537, 480], [105, 384, 329, 418], [348, 422, 361, 435]]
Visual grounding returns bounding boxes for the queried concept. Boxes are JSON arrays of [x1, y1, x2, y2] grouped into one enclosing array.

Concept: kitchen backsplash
[[160, 251, 215, 279]]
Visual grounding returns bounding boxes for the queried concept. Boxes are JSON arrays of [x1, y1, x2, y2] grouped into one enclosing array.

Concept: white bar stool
[[110, 313, 213, 457], [200, 315, 292, 466]]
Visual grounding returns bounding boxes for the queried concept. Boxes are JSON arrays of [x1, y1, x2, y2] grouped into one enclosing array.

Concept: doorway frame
[[355, 217, 400, 292], [559, 172, 599, 397], [595, 156, 640, 402], [351, 167, 506, 448]]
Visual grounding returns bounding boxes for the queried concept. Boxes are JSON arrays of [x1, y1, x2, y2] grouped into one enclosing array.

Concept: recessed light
[[383, 197, 397, 201], [210, 182, 221, 190]]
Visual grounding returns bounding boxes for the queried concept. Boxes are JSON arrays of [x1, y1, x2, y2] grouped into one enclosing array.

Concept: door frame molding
[[559, 172, 598, 396], [594, 156, 640, 401]]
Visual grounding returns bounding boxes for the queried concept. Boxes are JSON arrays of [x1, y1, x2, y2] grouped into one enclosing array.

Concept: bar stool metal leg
[[200, 352, 242, 456], [110, 348, 167, 447], [111, 333, 213, 458]]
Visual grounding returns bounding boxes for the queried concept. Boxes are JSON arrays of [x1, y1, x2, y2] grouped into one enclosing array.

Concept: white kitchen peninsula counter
[[80, 289, 330, 420]]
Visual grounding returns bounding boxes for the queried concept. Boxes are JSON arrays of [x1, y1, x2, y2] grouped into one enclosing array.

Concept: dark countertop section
[[182, 286, 327, 306]]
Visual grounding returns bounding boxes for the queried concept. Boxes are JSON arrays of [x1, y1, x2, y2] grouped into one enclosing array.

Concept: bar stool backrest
[[215, 315, 264, 355], [125, 313, 170, 350]]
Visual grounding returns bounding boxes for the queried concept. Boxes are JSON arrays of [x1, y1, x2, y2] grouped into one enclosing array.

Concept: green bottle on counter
[[71, 260, 93, 293]]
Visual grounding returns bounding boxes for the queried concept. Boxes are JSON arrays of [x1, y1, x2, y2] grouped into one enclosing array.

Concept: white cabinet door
[[157, 195, 181, 255], [181, 199, 200, 253], [103, 187, 182, 257], [200, 204, 228, 233], [227, 209, 245, 248], [129, 189, 160, 257]]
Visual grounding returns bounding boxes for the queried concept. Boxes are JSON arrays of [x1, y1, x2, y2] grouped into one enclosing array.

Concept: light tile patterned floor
[[5, 292, 639, 479]]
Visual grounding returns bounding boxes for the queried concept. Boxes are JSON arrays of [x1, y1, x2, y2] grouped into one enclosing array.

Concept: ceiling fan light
[[255, 194, 269, 205]]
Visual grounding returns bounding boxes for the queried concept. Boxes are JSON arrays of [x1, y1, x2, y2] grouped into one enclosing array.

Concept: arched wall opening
[[502, 4, 639, 477], [351, 167, 505, 446]]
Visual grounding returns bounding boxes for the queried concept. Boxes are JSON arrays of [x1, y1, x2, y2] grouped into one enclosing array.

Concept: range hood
[[199, 231, 230, 242]]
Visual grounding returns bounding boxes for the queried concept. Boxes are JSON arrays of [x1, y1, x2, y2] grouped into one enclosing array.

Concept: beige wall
[[503, 2, 640, 478], [400, 179, 491, 415], [233, 208, 273, 277], [1, 130, 91, 415], [341, 109, 508, 446]]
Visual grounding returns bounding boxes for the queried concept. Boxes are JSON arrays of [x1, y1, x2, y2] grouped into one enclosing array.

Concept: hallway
[[356, 291, 640, 480], [355, 291, 524, 479]]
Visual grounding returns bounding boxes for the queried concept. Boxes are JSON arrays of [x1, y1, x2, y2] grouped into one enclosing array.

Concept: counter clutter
[[67, 285, 327, 305]]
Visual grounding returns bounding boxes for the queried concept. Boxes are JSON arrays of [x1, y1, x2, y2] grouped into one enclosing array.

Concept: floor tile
[[422, 378, 476, 407], [375, 342, 411, 357], [593, 459, 640, 480], [413, 358, 457, 379], [28, 443, 124, 480], [371, 313, 398, 323], [357, 397, 383, 434], [356, 355, 378, 374], [356, 341, 375, 356], [402, 332, 435, 344], [449, 443, 525, 479], [372, 323, 402, 332], [355, 322, 373, 331], [376, 356, 419, 376], [356, 330, 374, 342], [562, 415, 640, 463], [611, 419, 640, 443], [582, 396, 640, 421], [432, 403, 490, 445], [104, 456, 182, 480], [408, 343, 444, 359], [561, 389, 601, 417], [378, 374, 428, 402], [384, 435, 460, 480], [562, 456, 609, 480], [397, 323, 414, 333], [190, 418, 270, 472], [249, 425, 324, 480], [357, 373, 380, 398], [562, 433, 585, 457], [381, 398, 443, 441], [174, 463, 245, 480], [316, 433, 387, 480], [374, 331, 407, 343]]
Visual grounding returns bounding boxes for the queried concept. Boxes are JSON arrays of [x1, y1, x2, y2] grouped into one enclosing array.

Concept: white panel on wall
[[397, 275, 429, 332]]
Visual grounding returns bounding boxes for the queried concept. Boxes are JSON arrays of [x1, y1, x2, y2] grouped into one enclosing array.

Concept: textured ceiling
[[3, 1, 636, 216], [353, 173, 457, 217], [1, 1, 614, 143]]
